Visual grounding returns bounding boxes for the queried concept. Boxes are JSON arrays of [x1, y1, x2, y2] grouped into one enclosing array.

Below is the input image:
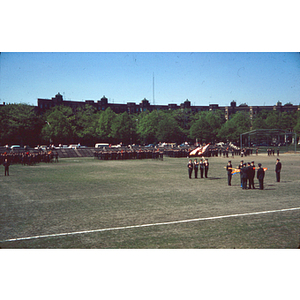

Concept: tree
[[41, 106, 75, 145], [264, 110, 280, 129], [74, 105, 99, 146], [280, 111, 298, 132], [110, 112, 137, 145], [293, 111, 300, 143], [136, 110, 159, 144], [95, 107, 116, 143], [218, 112, 251, 143], [252, 110, 269, 130], [189, 110, 225, 144], [0, 104, 43, 146], [172, 109, 194, 143], [156, 111, 183, 143]]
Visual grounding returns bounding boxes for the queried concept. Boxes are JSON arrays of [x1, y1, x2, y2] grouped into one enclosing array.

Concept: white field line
[[1, 207, 300, 243]]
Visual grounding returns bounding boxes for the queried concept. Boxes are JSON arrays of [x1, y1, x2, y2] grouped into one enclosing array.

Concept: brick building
[[37, 93, 299, 118]]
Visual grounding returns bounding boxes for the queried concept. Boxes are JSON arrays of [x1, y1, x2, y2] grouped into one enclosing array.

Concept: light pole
[[45, 121, 53, 145]]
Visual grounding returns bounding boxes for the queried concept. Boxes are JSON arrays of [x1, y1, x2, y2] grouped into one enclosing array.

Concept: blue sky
[[1, 52, 299, 107]]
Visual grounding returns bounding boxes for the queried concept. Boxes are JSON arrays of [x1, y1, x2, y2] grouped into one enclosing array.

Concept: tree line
[[1, 103, 300, 147]]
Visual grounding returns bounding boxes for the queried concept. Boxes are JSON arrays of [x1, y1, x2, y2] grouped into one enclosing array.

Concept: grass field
[[1, 153, 300, 249]]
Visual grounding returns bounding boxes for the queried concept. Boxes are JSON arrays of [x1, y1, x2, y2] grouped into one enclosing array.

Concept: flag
[[189, 144, 210, 157], [231, 169, 240, 175]]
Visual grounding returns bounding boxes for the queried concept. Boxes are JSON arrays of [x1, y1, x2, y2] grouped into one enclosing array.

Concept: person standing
[[257, 163, 265, 189], [204, 159, 209, 178], [240, 163, 248, 189], [187, 159, 193, 179], [193, 159, 199, 179], [249, 161, 255, 189], [226, 160, 232, 186], [237, 160, 244, 188], [199, 158, 204, 178], [275, 158, 282, 182], [248, 161, 255, 189], [3, 158, 10, 176]]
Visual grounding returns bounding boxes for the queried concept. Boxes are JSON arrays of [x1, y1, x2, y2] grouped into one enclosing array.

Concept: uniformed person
[[3, 158, 10, 176], [240, 163, 248, 189], [187, 159, 193, 179], [246, 162, 251, 189], [248, 161, 255, 189], [204, 159, 209, 178], [237, 160, 244, 188], [226, 160, 232, 186], [275, 158, 282, 182], [257, 163, 265, 189], [199, 158, 204, 178], [193, 159, 199, 179]]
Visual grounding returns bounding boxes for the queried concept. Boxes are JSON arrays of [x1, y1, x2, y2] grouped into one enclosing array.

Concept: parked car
[[10, 145, 22, 150], [68, 144, 79, 149], [34, 145, 48, 151], [95, 143, 109, 148]]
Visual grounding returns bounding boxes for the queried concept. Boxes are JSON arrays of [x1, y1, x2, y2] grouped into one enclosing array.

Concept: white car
[[10, 145, 22, 150], [68, 144, 79, 149]]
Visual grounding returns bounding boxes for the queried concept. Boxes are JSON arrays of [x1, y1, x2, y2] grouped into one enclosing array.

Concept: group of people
[[187, 156, 282, 191], [226, 158, 282, 190], [94, 149, 164, 160], [1, 151, 59, 176], [227, 160, 265, 190], [187, 158, 209, 179]]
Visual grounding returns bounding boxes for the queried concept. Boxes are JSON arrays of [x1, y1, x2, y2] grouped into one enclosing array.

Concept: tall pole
[[240, 134, 243, 150]]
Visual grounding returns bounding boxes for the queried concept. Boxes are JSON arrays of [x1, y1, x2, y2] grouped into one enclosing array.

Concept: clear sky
[[1, 52, 299, 108]]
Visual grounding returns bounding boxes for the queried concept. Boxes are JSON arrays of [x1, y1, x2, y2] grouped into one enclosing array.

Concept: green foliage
[[253, 110, 298, 131], [189, 110, 225, 143], [111, 112, 137, 144], [156, 111, 183, 143], [0, 104, 43, 146], [217, 112, 251, 143], [42, 106, 75, 144], [74, 105, 99, 146], [1, 103, 300, 146], [136, 110, 159, 144], [293, 111, 300, 138], [95, 107, 116, 143]]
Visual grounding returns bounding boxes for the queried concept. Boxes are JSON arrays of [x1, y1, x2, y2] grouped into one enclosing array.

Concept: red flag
[[189, 143, 210, 157]]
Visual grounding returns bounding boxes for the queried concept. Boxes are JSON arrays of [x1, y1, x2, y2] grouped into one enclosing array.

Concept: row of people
[[94, 149, 164, 160], [0, 151, 58, 166], [187, 158, 209, 179]]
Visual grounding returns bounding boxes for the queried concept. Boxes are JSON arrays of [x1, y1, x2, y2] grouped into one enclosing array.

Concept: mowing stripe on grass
[[1, 206, 300, 243]]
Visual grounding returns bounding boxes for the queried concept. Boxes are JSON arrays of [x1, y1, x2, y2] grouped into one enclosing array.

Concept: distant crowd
[[94, 149, 164, 160], [0, 151, 58, 166]]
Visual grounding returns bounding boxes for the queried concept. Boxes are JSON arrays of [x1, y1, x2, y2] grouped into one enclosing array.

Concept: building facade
[[37, 93, 299, 118]]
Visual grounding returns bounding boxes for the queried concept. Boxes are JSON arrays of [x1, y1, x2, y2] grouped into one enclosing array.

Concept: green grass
[[1, 154, 300, 248]]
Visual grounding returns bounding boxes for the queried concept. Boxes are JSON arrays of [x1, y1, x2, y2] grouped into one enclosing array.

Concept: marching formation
[[94, 149, 163, 160], [1, 151, 58, 176]]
